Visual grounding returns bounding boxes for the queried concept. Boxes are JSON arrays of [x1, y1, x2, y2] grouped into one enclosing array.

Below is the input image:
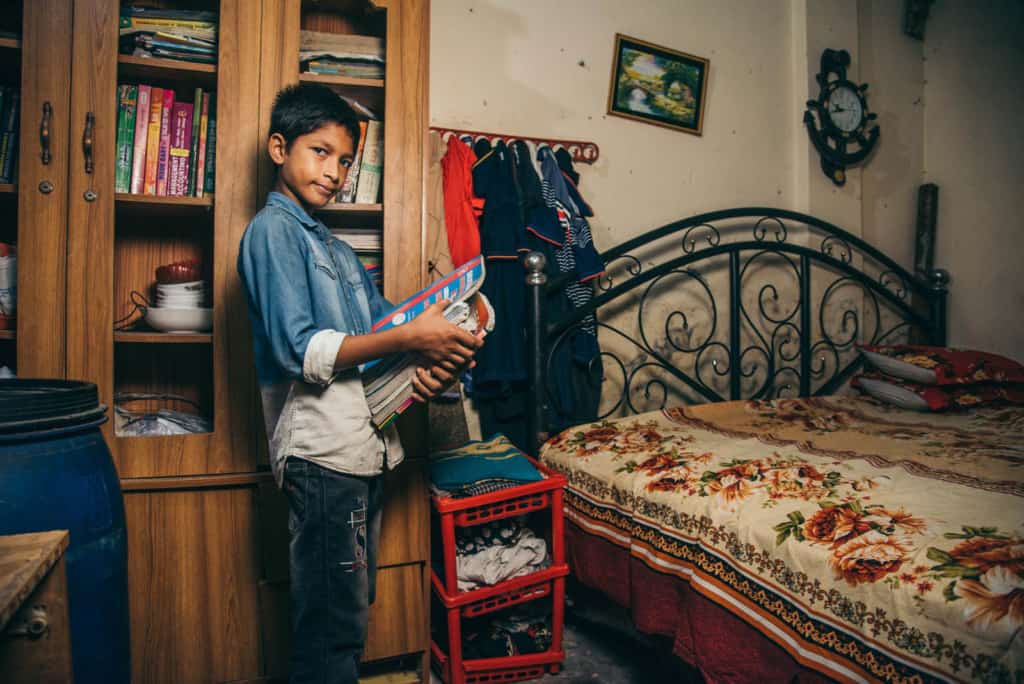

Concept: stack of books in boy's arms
[[299, 30, 384, 79], [0, 86, 20, 184], [115, 85, 216, 197], [334, 118, 383, 204], [358, 253, 382, 292], [119, 5, 217, 65]]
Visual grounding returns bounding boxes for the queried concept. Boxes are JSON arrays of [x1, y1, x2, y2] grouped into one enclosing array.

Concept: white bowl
[[156, 280, 205, 293], [145, 307, 213, 333], [157, 295, 205, 306]]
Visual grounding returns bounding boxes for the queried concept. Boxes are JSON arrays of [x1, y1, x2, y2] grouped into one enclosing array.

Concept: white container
[[145, 307, 213, 333]]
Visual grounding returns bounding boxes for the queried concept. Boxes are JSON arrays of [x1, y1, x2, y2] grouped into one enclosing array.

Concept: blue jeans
[[282, 457, 384, 684]]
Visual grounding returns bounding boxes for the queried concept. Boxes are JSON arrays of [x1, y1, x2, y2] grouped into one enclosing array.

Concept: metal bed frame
[[523, 207, 950, 454]]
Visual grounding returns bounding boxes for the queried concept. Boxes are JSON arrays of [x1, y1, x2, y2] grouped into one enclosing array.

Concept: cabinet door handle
[[82, 111, 95, 174], [40, 101, 52, 165]]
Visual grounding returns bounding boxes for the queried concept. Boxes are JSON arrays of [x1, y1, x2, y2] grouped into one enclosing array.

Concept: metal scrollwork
[[597, 253, 642, 292], [821, 235, 853, 263], [681, 223, 721, 254], [752, 216, 789, 243], [879, 269, 909, 300]]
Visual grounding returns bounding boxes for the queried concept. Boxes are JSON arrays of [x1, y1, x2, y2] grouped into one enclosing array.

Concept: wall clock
[[804, 48, 879, 186]]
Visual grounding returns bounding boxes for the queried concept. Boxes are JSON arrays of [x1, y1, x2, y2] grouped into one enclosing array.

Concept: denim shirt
[[238, 191, 403, 483]]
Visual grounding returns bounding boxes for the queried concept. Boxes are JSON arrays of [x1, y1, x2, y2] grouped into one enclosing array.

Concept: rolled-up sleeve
[[238, 213, 326, 383], [303, 329, 346, 385]]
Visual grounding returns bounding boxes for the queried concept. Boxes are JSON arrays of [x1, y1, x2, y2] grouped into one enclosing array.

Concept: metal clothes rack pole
[[429, 125, 600, 165]]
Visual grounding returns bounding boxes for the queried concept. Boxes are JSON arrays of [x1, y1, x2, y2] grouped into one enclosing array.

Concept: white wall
[[430, 0, 1024, 360], [923, 0, 1024, 359]]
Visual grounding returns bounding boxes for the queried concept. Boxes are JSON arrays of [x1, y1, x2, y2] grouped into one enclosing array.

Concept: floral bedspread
[[540, 397, 1024, 683]]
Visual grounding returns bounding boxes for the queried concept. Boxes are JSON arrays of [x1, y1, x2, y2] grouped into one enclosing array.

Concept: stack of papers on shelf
[[331, 227, 382, 251], [300, 30, 384, 79], [362, 256, 492, 428], [119, 6, 217, 64]]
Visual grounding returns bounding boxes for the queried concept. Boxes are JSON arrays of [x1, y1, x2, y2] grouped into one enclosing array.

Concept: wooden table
[[0, 530, 73, 683]]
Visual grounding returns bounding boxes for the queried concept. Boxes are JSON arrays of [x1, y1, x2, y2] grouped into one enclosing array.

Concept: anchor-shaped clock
[[804, 49, 879, 186]]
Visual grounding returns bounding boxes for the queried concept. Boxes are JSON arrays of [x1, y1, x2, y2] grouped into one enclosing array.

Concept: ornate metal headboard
[[523, 207, 949, 454]]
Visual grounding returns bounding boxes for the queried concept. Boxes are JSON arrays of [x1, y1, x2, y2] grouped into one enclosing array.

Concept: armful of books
[[362, 292, 494, 428]]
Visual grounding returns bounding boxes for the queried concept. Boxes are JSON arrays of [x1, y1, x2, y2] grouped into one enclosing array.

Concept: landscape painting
[[607, 34, 709, 135]]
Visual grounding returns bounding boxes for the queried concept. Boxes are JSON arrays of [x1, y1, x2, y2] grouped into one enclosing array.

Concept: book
[[337, 120, 368, 203], [361, 255, 492, 428], [167, 102, 193, 196], [115, 85, 137, 193], [129, 85, 152, 193], [155, 88, 175, 196], [0, 88, 19, 184], [187, 88, 202, 195], [0, 87, 9, 182], [202, 97, 216, 194], [194, 94, 210, 198], [354, 120, 383, 204], [149, 47, 216, 64], [143, 87, 163, 194]]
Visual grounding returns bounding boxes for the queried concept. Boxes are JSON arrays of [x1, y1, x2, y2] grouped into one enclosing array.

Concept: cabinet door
[[65, 0, 262, 478], [15, 0, 73, 378]]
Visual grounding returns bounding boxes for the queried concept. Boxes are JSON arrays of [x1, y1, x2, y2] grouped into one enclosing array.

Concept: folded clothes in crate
[[463, 605, 553, 660], [456, 526, 550, 592], [430, 434, 543, 498]]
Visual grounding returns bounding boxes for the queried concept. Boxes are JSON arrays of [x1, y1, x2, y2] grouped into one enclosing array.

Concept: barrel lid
[[0, 379, 106, 434]]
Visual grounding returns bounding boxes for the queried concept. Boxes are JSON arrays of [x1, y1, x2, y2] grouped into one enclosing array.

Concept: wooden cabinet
[[6, 0, 432, 680]]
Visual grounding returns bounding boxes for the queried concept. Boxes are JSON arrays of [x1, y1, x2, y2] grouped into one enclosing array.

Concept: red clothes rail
[[429, 125, 600, 165]]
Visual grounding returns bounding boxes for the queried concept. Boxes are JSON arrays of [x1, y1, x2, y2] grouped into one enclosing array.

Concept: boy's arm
[[239, 216, 345, 385], [332, 300, 481, 371]]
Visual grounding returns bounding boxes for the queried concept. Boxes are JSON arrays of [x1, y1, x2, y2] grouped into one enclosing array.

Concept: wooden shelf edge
[[0, 37, 21, 51], [115, 193, 214, 209], [317, 203, 383, 214], [299, 72, 384, 89], [120, 471, 274, 492], [114, 332, 212, 344], [117, 54, 216, 75]]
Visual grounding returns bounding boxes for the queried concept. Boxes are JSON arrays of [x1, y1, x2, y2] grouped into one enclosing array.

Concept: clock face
[[826, 84, 863, 134]]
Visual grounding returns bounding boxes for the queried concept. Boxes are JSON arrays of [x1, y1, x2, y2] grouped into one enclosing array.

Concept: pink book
[[129, 85, 151, 194], [167, 102, 193, 196], [155, 89, 175, 196]]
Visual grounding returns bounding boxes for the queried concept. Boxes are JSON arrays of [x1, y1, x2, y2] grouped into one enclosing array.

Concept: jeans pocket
[[282, 458, 307, 533]]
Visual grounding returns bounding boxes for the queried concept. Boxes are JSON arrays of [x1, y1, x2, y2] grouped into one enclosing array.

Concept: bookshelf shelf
[[317, 202, 383, 219], [118, 55, 217, 88], [0, 330, 14, 341], [115, 332, 212, 344], [115, 193, 214, 216], [299, 72, 383, 89], [0, 183, 15, 194], [0, 38, 20, 51]]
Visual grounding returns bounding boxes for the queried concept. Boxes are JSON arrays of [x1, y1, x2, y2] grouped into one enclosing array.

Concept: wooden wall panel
[[15, 0, 73, 378], [378, 459, 429, 567], [363, 563, 426, 662], [124, 486, 262, 683]]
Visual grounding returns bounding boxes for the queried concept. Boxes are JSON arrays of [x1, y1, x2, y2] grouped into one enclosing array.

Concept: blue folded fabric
[[430, 434, 543, 491]]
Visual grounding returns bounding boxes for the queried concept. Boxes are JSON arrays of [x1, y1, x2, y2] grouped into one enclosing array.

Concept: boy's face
[[269, 123, 355, 211]]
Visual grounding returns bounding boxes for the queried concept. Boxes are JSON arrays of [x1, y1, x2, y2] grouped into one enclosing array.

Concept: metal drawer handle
[[40, 101, 52, 165], [83, 111, 95, 174]]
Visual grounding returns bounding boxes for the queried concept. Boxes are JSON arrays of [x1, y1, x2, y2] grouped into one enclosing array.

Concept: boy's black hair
[[269, 83, 361, 150]]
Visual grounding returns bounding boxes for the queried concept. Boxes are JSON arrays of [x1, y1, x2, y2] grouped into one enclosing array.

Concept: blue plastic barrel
[[0, 379, 130, 683]]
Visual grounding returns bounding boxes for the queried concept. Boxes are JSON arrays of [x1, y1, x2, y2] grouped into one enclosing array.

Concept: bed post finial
[[524, 251, 548, 456]]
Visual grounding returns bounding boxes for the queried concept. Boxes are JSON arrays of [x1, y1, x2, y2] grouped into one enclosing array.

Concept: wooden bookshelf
[[0, 330, 14, 340], [0, 183, 15, 194], [299, 72, 383, 89], [0, 37, 20, 51], [117, 54, 217, 88], [115, 332, 212, 344], [115, 193, 214, 215]]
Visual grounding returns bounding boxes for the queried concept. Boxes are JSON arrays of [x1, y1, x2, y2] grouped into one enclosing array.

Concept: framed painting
[[607, 33, 709, 136]]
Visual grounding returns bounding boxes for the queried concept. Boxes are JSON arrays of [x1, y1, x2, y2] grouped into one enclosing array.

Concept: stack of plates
[[146, 280, 212, 333]]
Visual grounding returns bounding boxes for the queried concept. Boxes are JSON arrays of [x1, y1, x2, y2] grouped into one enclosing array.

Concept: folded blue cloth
[[429, 434, 543, 491]]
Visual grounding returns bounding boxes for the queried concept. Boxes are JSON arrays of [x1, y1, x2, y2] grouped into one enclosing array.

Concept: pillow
[[859, 345, 1024, 385], [852, 373, 1024, 411]]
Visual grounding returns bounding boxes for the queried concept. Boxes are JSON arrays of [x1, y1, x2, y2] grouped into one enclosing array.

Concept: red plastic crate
[[431, 639, 564, 684], [432, 564, 570, 617], [432, 458, 567, 598]]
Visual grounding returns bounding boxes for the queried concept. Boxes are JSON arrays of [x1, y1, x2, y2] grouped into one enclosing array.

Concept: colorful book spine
[[338, 120, 368, 203], [168, 102, 193, 196], [186, 88, 202, 195], [354, 120, 383, 204], [119, 17, 217, 31], [155, 89, 175, 196], [0, 88, 19, 184], [0, 87, 10, 183], [202, 97, 216, 194], [115, 85, 137, 193], [194, 94, 210, 198], [143, 87, 163, 194], [129, 85, 151, 194]]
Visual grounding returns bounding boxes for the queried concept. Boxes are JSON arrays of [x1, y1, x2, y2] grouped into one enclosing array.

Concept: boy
[[238, 84, 481, 684]]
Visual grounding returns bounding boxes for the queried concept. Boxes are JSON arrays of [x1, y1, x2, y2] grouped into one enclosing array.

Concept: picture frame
[[607, 33, 710, 136]]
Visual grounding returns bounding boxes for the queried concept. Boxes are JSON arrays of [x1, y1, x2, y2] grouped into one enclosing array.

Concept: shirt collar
[[266, 191, 322, 231]]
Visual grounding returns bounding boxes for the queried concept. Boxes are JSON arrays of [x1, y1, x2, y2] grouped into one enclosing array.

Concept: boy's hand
[[405, 300, 482, 366], [411, 359, 476, 403]]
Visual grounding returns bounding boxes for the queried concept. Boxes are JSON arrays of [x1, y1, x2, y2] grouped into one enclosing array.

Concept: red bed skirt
[[566, 520, 837, 683]]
